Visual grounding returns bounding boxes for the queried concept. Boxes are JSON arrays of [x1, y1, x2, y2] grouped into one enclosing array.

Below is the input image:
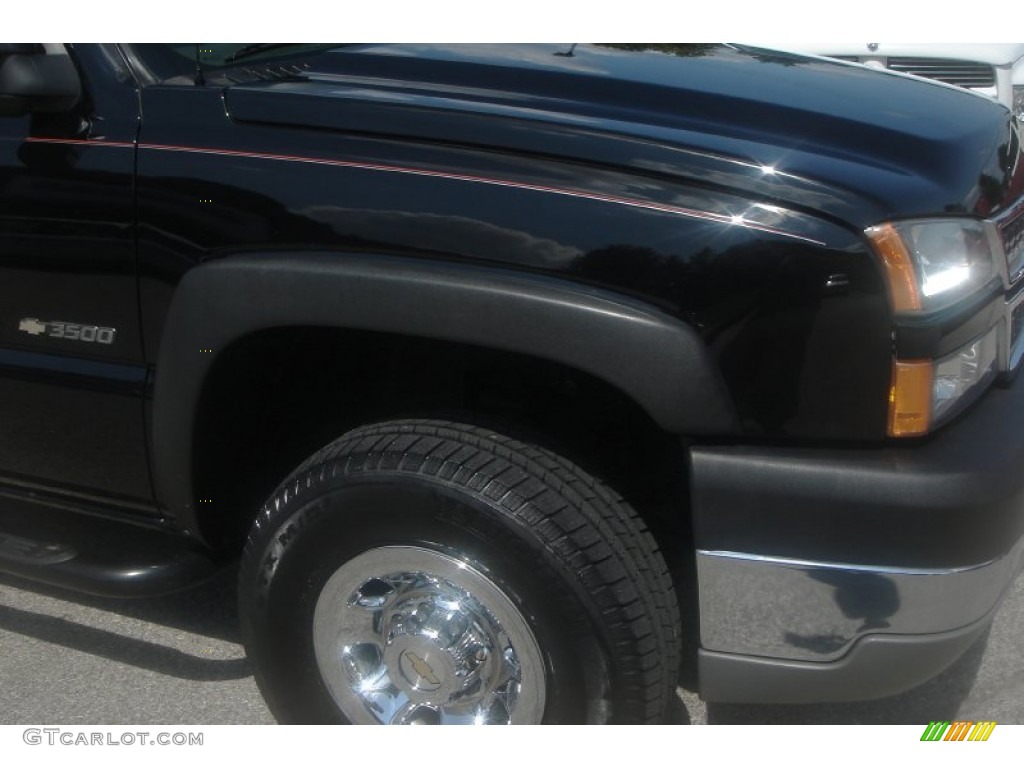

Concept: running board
[[0, 498, 220, 597]]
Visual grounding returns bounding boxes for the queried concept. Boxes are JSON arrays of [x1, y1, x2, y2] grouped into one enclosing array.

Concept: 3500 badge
[[17, 318, 117, 345]]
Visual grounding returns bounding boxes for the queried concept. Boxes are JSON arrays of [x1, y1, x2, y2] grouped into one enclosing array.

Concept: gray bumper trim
[[699, 610, 992, 704], [697, 538, 1024, 662]]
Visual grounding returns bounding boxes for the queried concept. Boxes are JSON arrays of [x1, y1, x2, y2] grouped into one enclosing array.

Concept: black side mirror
[[0, 46, 81, 117]]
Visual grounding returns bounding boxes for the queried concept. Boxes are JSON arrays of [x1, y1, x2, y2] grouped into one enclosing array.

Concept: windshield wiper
[[223, 43, 302, 65]]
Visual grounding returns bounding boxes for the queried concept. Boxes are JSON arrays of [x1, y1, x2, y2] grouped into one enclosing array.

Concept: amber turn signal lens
[[867, 224, 922, 313], [888, 360, 933, 437]]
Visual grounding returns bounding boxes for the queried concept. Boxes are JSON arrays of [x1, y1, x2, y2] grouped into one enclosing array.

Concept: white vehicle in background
[[749, 43, 1024, 120]]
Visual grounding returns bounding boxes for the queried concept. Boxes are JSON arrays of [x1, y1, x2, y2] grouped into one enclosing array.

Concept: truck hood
[[224, 43, 1022, 227]]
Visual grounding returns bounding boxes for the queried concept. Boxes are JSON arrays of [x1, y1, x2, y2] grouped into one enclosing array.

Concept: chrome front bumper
[[697, 539, 1024, 663]]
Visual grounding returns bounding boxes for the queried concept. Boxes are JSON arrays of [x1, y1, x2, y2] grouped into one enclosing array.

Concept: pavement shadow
[[0, 566, 250, 682], [0, 564, 240, 639]]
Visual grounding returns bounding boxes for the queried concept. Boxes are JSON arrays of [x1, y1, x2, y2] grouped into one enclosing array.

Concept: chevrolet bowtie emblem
[[403, 651, 441, 686], [18, 318, 48, 336]]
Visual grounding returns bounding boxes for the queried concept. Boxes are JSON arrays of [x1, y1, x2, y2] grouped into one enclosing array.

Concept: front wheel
[[238, 420, 681, 724], [312, 544, 547, 724]]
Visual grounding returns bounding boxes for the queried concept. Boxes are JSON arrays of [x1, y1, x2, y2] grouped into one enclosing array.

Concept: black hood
[[224, 43, 1022, 227]]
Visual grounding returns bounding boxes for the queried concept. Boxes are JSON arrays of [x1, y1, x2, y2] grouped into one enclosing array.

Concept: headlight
[[866, 219, 999, 314], [869, 219, 1006, 437], [1014, 84, 1023, 122], [888, 327, 1000, 437]]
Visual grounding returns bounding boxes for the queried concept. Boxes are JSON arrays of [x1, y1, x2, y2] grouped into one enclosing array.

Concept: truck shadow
[[0, 565, 251, 682]]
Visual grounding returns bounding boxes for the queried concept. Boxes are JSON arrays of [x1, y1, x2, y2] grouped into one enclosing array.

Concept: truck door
[[0, 44, 154, 512]]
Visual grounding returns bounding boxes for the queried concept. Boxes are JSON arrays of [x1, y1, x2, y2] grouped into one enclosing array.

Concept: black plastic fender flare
[[151, 252, 737, 537]]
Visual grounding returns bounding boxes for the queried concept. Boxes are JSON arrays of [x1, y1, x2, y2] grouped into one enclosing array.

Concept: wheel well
[[191, 327, 692, 563]]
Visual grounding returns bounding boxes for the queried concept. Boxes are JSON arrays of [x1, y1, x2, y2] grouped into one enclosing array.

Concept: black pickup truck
[[1, 43, 1023, 725]]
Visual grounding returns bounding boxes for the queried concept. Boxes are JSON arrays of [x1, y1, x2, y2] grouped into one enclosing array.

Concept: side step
[[0, 497, 220, 598]]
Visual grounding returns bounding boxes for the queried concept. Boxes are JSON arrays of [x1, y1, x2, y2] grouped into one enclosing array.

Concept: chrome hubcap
[[313, 546, 545, 724]]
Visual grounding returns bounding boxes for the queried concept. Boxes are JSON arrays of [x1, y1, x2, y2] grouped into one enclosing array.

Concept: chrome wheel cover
[[313, 546, 546, 724]]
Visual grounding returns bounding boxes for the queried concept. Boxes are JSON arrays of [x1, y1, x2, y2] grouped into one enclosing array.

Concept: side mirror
[[0, 46, 81, 117]]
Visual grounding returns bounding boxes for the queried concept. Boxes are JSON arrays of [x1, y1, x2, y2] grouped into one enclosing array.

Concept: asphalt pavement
[[0, 567, 1021, 725]]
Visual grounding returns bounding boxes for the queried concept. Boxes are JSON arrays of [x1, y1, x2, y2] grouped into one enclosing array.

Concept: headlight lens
[[932, 326, 999, 423], [866, 219, 999, 314], [888, 326, 1000, 437]]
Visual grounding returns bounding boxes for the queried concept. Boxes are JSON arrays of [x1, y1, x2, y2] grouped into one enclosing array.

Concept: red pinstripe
[[24, 136, 824, 245]]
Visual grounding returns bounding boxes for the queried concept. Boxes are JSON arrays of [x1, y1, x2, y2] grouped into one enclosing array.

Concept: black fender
[[151, 252, 737, 536]]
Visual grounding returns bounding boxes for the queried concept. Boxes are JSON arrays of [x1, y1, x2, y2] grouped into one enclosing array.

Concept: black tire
[[238, 419, 681, 724]]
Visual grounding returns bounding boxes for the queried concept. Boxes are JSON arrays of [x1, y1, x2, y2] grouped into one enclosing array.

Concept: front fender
[[151, 252, 736, 535]]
